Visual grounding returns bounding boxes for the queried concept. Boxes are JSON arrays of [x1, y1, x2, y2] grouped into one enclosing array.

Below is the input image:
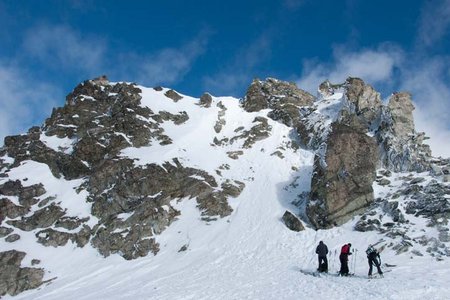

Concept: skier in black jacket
[[315, 241, 328, 272], [366, 245, 383, 277]]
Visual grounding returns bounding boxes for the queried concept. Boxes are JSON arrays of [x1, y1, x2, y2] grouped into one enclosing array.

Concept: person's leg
[[343, 258, 349, 275], [323, 256, 328, 272], [368, 258, 373, 276], [375, 259, 383, 274]]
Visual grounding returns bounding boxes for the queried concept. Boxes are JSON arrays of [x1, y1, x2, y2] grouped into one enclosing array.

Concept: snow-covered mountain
[[1, 76, 449, 299]]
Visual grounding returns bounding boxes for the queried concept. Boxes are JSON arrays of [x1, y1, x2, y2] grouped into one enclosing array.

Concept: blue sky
[[1, 0, 450, 156]]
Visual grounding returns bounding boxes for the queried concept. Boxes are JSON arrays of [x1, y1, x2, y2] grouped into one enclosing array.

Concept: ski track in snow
[[3, 89, 450, 300]]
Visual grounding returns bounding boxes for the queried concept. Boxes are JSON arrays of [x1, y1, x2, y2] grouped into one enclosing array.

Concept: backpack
[[341, 244, 350, 254], [366, 246, 376, 256]]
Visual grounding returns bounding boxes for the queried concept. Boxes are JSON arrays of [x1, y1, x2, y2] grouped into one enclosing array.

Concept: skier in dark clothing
[[366, 245, 383, 277], [315, 241, 328, 272], [339, 243, 352, 276]]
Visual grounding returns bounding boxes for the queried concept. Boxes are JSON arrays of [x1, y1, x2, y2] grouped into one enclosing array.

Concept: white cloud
[[22, 23, 209, 86], [22, 24, 106, 73], [117, 34, 208, 86], [0, 62, 61, 144], [296, 45, 403, 93], [418, 0, 450, 47]]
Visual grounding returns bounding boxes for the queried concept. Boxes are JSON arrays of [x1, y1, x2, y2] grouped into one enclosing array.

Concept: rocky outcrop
[[243, 78, 314, 116], [86, 157, 238, 259], [0, 227, 13, 237], [0, 198, 30, 219], [242, 78, 317, 165], [164, 89, 183, 102], [7, 203, 65, 231], [0, 76, 243, 265], [307, 116, 378, 228], [241, 77, 423, 230], [376, 92, 432, 172], [5, 233, 20, 242], [199, 93, 213, 108], [344, 77, 382, 129], [0, 250, 44, 296], [387, 92, 415, 138], [315, 78, 431, 173]]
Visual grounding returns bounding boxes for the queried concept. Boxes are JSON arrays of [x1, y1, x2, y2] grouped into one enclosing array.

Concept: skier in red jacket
[[339, 243, 352, 276]]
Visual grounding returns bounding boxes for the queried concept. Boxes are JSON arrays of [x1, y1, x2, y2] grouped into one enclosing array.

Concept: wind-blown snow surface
[[3, 87, 450, 300]]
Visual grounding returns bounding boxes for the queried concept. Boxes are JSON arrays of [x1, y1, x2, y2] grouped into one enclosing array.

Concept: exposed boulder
[[164, 89, 183, 102], [5, 233, 20, 242], [282, 211, 305, 231], [199, 93, 213, 107], [354, 218, 381, 232]]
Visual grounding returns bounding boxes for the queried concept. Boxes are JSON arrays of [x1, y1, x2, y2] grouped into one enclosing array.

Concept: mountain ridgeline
[[0, 75, 449, 297]]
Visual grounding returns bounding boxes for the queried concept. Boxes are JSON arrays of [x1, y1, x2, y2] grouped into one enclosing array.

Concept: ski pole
[[351, 249, 355, 274], [331, 249, 335, 272], [350, 249, 355, 274]]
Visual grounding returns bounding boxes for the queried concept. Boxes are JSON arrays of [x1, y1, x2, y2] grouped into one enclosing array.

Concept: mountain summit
[[0, 76, 449, 298]]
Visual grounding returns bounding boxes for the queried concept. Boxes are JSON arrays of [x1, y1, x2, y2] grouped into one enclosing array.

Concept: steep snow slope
[[3, 86, 450, 300]]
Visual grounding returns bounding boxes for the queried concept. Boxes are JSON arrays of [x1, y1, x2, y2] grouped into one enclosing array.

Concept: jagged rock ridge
[[242, 77, 433, 228]]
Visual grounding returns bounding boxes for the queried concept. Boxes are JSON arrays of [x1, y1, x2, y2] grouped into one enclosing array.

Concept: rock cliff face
[[307, 116, 378, 228]]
